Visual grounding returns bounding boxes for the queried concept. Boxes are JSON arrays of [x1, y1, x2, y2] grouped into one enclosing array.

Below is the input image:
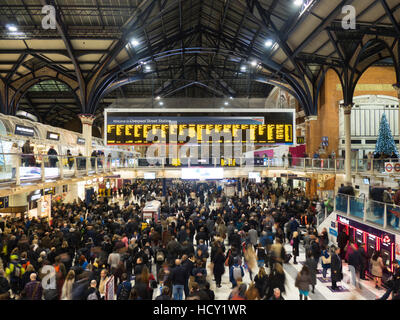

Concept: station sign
[[105, 112, 295, 145], [385, 162, 400, 173]]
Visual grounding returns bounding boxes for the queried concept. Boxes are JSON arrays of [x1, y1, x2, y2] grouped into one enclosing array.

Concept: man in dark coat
[[47, 146, 58, 168], [330, 247, 343, 290], [337, 229, 349, 260], [358, 243, 368, 280]]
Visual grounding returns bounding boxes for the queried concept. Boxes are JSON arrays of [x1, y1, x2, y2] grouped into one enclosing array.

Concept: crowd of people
[[0, 178, 398, 301]]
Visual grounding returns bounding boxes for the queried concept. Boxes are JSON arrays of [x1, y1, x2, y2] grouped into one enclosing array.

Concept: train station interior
[[0, 0, 399, 301]]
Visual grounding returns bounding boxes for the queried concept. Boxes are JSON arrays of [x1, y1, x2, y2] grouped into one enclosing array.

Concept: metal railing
[[0, 153, 399, 186], [0, 153, 137, 186], [334, 193, 400, 233]]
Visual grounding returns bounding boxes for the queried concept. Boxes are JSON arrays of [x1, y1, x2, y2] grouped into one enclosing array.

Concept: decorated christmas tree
[[375, 113, 399, 157]]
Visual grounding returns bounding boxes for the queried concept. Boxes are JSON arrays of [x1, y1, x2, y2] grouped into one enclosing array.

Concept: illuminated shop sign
[[338, 216, 350, 225]]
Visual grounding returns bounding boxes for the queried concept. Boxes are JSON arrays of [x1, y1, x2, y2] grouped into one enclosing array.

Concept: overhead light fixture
[[250, 60, 258, 67], [229, 96, 233, 100], [6, 24, 18, 32], [294, 0, 303, 6], [155, 96, 161, 100], [224, 101, 229, 106], [130, 38, 139, 47], [240, 65, 247, 72], [145, 65, 151, 71], [159, 101, 164, 106], [265, 39, 274, 47]]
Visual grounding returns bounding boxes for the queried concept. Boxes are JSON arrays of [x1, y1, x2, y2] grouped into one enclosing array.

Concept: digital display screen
[[47, 131, 60, 141], [249, 172, 261, 183], [144, 172, 156, 179], [105, 113, 294, 145], [363, 178, 370, 185], [15, 125, 34, 137], [77, 137, 85, 145], [181, 168, 224, 180]]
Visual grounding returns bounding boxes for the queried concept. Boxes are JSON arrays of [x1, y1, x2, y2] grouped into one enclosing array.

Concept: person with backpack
[[229, 257, 244, 289], [116, 273, 131, 300], [5, 254, 25, 297], [21, 273, 42, 300], [86, 279, 101, 300]]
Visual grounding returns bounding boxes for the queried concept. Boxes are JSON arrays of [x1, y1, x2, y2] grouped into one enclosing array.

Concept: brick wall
[[305, 66, 398, 156]]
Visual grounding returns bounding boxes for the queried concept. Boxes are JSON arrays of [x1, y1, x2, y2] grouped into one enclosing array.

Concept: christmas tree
[[375, 113, 399, 157]]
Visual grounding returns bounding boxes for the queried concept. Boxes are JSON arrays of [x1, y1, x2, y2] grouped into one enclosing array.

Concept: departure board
[[105, 113, 294, 145]]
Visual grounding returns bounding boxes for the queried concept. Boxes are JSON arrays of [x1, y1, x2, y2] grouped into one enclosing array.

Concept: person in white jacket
[[9, 143, 20, 179]]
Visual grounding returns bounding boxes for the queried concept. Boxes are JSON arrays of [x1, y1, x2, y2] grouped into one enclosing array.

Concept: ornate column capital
[[78, 114, 96, 126], [340, 103, 354, 115]]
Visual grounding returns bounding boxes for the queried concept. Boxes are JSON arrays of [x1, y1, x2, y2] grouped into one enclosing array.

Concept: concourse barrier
[[334, 193, 400, 233], [1, 153, 400, 188]]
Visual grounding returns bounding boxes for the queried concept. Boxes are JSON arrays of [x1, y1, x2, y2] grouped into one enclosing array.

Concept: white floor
[[114, 194, 388, 300]]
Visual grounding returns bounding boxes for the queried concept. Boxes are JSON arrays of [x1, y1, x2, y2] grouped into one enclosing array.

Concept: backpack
[[233, 266, 242, 281], [117, 285, 130, 300], [87, 291, 99, 300], [12, 263, 22, 279], [156, 250, 165, 262]]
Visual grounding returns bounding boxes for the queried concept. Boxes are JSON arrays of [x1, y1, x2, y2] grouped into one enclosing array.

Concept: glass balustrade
[[335, 194, 348, 214], [349, 196, 364, 219]]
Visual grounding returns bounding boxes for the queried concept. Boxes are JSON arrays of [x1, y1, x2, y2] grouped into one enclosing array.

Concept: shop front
[[336, 214, 396, 283]]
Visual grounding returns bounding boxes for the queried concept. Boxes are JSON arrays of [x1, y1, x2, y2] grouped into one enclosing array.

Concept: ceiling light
[[159, 101, 164, 106], [130, 38, 139, 47], [294, 0, 303, 6], [145, 65, 151, 71], [156, 96, 161, 100], [229, 96, 233, 99], [224, 101, 229, 106], [6, 24, 18, 32], [250, 60, 258, 67], [240, 66, 247, 72], [265, 39, 273, 47]]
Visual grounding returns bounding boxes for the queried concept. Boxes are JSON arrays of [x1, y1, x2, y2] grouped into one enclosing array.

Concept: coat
[[330, 253, 343, 282], [295, 272, 312, 292], [321, 250, 331, 268], [292, 236, 300, 257], [305, 257, 317, 286], [212, 252, 225, 276], [370, 257, 384, 278]]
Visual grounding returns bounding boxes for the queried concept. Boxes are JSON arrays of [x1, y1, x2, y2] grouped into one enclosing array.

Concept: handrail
[[335, 192, 400, 232]]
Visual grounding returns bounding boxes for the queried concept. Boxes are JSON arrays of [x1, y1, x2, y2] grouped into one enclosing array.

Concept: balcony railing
[[0, 153, 398, 186], [334, 193, 400, 233]]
